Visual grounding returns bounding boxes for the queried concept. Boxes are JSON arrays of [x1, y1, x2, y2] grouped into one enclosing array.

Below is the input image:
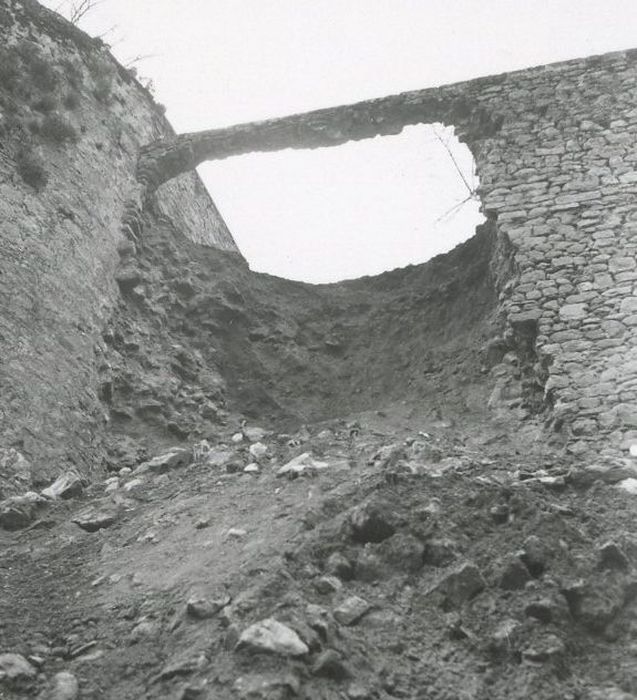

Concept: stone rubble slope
[[1, 414, 637, 699]]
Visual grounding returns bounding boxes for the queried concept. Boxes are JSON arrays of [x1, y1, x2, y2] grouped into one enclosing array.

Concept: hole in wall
[[198, 123, 485, 284]]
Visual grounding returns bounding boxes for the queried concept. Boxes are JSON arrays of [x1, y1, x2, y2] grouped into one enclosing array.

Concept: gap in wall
[[198, 123, 485, 284]]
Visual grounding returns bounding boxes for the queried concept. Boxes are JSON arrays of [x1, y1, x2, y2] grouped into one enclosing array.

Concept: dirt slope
[[1, 407, 636, 699], [99, 210, 504, 462]]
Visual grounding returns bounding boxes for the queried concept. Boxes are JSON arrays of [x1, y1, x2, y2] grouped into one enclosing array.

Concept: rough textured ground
[[1, 406, 637, 699]]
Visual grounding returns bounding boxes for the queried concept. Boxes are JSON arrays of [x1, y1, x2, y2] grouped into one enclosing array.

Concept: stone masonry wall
[[0, 1, 239, 481], [140, 49, 637, 454], [471, 51, 637, 456]]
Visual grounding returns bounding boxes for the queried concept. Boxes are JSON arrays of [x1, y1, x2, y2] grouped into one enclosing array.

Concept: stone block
[[559, 303, 587, 320]]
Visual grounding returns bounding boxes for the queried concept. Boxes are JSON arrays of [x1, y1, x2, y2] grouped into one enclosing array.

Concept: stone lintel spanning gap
[[137, 87, 501, 192]]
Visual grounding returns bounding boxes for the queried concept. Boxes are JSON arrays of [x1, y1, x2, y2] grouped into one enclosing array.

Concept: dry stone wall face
[[0, 1, 238, 480], [141, 49, 637, 453], [469, 51, 637, 454]]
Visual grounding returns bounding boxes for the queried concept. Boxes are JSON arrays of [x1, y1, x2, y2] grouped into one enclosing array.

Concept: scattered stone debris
[[186, 592, 231, 619], [41, 471, 84, 500], [587, 688, 637, 700], [490, 618, 521, 654], [123, 478, 144, 493], [326, 552, 354, 580], [424, 537, 457, 567], [618, 478, 637, 495], [244, 426, 269, 442], [597, 541, 630, 571], [570, 461, 637, 487], [130, 619, 160, 643], [0, 493, 41, 530], [249, 442, 268, 461], [489, 503, 510, 524], [227, 527, 247, 539], [237, 619, 309, 656], [377, 531, 425, 573], [72, 507, 118, 532], [206, 450, 236, 469], [315, 576, 343, 594], [143, 447, 193, 474], [349, 500, 397, 543], [277, 452, 330, 478], [233, 673, 300, 699], [3, 414, 636, 698], [154, 653, 208, 682], [104, 477, 119, 494], [520, 535, 549, 577], [521, 634, 565, 664], [524, 596, 568, 624], [347, 682, 373, 699], [433, 562, 486, 609], [311, 649, 351, 680], [46, 671, 79, 700], [67, 641, 98, 660], [0, 653, 37, 681], [0, 449, 32, 500], [498, 555, 532, 590], [334, 596, 372, 626], [562, 577, 627, 633]]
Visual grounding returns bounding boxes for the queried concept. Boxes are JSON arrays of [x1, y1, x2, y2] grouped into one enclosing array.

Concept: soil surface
[[1, 408, 637, 699]]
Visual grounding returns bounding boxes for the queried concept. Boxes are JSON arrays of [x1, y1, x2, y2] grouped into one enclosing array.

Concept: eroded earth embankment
[[100, 210, 503, 461]]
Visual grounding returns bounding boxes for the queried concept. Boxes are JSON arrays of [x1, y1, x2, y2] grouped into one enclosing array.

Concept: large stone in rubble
[[333, 596, 372, 626], [0, 653, 37, 681], [349, 500, 397, 543], [233, 673, 300, 699], [143, 447, 193, 474], [46, 671, 79, 700], [72, 507, 118, 532], [432, 562, 486, 609], [0, 492, 42, 531], [237, 618, 309, 656], [186, 592, 231, 620], [41, 471, 83, 500], [277, 452, 329, 477]]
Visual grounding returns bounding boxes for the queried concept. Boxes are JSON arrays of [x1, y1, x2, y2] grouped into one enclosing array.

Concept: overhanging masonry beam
[[136, 86, 501, 192]]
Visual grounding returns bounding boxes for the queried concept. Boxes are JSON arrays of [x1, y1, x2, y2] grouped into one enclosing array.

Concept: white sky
[[43, 0, 637, 282]]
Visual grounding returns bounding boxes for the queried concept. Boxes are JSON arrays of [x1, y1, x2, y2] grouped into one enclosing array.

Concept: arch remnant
[[140, 49, 637, 452], [137, 92, 500, 191]]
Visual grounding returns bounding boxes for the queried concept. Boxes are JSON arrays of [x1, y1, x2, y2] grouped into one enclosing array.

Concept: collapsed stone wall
[[0, 0, 238, 481], [140, 49, 637, 454], [2, 0, 636, 486]]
